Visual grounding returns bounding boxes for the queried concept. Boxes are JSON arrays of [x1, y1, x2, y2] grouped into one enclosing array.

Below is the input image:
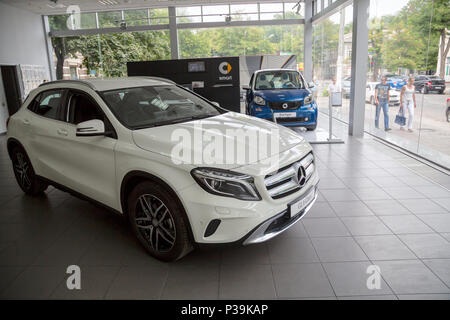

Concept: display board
[[19, 64, 50, 100]]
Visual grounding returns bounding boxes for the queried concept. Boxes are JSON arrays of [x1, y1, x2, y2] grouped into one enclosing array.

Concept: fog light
[[305, 117, 309, 121]]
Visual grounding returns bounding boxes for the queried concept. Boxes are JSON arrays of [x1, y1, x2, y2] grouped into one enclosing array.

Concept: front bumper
[[250, 102, 318, 127], [178, 162, 320, 245], [243, 185, 318, 245]]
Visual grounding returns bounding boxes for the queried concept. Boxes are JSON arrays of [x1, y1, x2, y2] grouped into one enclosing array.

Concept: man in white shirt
[[327, 77, 341, 95]]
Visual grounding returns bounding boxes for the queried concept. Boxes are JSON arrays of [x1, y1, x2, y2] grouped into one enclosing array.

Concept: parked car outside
[[380, 74, 407, 91], [244, 69, 318, 131], [6, 77, 319, 261], [366, 82, 400, 106], [414, 75, 446, 94]]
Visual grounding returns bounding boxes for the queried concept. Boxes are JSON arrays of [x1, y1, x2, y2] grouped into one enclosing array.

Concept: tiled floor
[[0, 130, 449, 300]]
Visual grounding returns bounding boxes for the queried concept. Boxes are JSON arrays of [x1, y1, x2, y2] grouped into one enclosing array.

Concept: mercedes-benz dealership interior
[[0, 0, 450, 305]]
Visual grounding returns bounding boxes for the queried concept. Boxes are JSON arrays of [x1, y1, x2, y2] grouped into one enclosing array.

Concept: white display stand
[[327, 92, 344, 144]]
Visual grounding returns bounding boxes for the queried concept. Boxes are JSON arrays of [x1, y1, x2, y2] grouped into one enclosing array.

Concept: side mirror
[[211, 101, 220, 107], [76, 119, 106, 137], [242, 84, 251, 90], [308, 82, 315, 88]]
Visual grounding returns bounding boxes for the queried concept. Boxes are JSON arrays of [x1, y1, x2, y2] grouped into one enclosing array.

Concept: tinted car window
[[67, 92, 103, 125], [255, 71, 305, 90], [101, 85, 220, 129], [29, 90, 64, 120]]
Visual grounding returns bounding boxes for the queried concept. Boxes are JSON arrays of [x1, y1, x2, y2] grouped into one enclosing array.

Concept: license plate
[[274, 112, 296, 118], [289, 188, 316, 218], [435, 86, 441, 89]]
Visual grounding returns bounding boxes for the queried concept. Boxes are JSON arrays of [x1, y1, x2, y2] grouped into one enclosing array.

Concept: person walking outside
[[374, 77, 391, 131], [327, 77, 341, 96], [399, 77, 416, 132]]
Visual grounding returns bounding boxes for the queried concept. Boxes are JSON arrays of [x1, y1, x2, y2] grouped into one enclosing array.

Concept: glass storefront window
[[124, 9, 149, 26]]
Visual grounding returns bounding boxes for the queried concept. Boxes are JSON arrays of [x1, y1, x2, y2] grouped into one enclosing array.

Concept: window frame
[[27, 89, 67, 122], [62, 89, 118, 139]]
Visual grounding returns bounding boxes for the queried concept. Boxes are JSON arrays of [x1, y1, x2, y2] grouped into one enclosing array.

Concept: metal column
[[303, 0, 313, 82], [168, 6, 179, 60], [349, 0, 370, 137]]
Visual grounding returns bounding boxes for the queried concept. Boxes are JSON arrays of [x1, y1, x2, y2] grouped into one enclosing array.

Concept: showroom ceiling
[[0, 0, 303, 14]]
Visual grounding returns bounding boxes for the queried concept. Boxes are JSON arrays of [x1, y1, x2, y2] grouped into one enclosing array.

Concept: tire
[[421, 86, 428, 94], [127, 181, 193, 262], [306, 123, 317, 131], [439, 90, 444, 95], [11, 146, 48, 195]]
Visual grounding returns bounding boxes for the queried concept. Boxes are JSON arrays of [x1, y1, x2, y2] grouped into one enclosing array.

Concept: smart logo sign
[[218, 62, 233, 81]]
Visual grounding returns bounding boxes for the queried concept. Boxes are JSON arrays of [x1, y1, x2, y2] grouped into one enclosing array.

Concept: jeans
[[375, 100, 389, 129], [401, 100, 414, 130]]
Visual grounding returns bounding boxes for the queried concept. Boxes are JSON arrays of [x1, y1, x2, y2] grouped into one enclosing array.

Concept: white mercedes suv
[[6, 77, 319, 261]]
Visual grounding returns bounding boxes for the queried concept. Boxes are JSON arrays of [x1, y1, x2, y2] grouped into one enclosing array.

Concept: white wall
[[0, 2, 51, 133]]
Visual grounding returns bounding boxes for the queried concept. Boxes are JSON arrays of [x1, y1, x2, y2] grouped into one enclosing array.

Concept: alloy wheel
[[14, 152, 31, 190], [135, 194, 176, 253]]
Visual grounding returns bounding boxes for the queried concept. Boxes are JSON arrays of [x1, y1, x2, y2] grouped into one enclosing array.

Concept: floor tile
[[323, 261, 393, 297], [417, 214, 450, 233], [380, 215, 434, 234], [303, 202, 336, 218], [303, 218, 350, 237], [338, 295, 398, 300], [320, 189, 359, 202], [413, 186, 450, 199], [219, 264, 276, 300], [431, 198, 450, 211], [351, 188, 392, 201], [311, 237, 368, 262], [267, 237, 319, 264], [399, 199, 447, 214], [422, 259, 450, 287], [397, 294, 450, 300], [399, 234, 450, 259], [105, 266, 168, 299], [272, 263, 334, 299], [364, 199, 412, 216], [1, 266, 66, 299], [355, 235, 416, 261], [50, 266, 119, 299], [383, 187, 426, 200], [0, 267, 24, 295], [341, 216, 392, 236], [329, 201, 374, 217], [376, 260, 450, 295], [221, 244, 270, 265], [162, 265, 219, 300]]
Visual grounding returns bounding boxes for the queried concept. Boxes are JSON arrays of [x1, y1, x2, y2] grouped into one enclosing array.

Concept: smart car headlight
[[191, 168, 261, 201], [253, 96, 266, 106], [304, 94, 313, 105]]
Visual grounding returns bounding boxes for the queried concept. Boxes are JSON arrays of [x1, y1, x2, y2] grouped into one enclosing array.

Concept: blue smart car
[[243, 69, 318, 131]]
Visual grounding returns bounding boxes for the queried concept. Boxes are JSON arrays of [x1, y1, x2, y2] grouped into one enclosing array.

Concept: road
[[317, 92, 450, 165]]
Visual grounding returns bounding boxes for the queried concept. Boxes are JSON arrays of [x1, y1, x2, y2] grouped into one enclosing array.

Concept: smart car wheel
[[128, 181, 193, 261], [11, 146, 48, 195]]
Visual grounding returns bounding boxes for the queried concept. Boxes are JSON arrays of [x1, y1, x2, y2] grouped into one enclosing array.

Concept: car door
[[57, 89, 118, 209], [25, 89, 71, 183]]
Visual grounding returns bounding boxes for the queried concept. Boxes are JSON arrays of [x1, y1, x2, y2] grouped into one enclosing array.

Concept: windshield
[[255, 71, 305, 90], [101, 85, 221, 129]]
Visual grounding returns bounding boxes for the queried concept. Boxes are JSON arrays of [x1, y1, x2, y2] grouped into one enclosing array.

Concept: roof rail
[[39, 80, 96, 90], [130, 76, 176, 85]]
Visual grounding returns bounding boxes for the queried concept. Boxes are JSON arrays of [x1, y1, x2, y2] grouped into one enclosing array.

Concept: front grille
[[276, 117, 310, 123], [264, 153, 315, 199], [269, 101, 302, 110]]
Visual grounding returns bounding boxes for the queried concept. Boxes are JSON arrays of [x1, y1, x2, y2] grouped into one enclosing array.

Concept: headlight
[[191, 168, 261, 201], [253, 96, 266, 106], [304, 94, 313, 105]]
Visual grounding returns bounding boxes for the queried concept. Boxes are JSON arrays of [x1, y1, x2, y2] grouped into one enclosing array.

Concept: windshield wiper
[[133, 114, 218, 129]]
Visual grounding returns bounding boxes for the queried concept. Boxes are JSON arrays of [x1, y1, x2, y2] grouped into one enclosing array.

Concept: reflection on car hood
[[132, 112, 306, 169], [254, 89, 310, 102]]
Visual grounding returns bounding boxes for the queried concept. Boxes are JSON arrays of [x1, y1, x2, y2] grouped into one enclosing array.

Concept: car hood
[[132, 112, 306, 170], [254, 89, 310, 102]]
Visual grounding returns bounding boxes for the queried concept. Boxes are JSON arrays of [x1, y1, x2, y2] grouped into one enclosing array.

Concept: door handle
[[22, 119, 30, 125], [57, 128, 68, 136]]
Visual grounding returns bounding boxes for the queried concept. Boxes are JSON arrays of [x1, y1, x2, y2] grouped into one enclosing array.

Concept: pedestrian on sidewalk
[[374, 76, 391, 131], [399, 77, 417, 132]]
